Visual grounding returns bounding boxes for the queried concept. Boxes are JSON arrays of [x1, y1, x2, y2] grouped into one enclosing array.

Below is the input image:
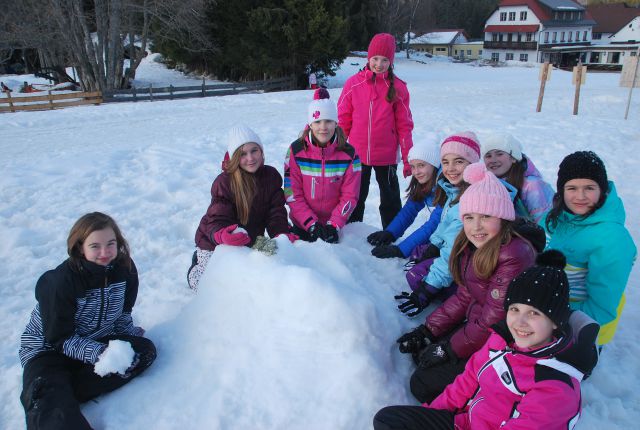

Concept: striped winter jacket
[[284, 133, 361, 230], [428, 321, 585, 430], [19, 258, 144, 367]]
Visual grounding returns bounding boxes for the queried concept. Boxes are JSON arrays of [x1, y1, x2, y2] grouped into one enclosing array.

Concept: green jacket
[[541, 181, 636, 345]]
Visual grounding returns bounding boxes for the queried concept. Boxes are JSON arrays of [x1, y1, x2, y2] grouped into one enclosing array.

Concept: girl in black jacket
[[19, 212, 156, 430]]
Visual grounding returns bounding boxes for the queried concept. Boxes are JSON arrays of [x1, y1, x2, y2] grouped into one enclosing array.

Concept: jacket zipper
[[367, 73, 375, 164], [311, 177, 317, 199], [98, 274, 107, 330]]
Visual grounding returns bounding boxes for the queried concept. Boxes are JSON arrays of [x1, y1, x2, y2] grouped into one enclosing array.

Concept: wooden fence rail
[[102, 76, 296, 103], [0, 76, 296, 113], [0, 90, 102, 113]]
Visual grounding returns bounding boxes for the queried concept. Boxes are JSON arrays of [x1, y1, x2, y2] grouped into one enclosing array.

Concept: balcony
[[483, 41, 538, 50]]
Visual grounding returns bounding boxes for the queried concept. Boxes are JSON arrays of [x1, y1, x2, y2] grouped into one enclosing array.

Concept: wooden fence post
[[169, 84, 174, 100], [48, 90, 54, 110], [202, 77, 205, 97], [4, 90, 15, 112], [536, 62, 550, 113], [132, 86, 137, 102], [149, 84, 153, 101]]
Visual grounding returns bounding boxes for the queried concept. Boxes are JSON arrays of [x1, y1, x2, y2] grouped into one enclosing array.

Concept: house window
[[509, 12, 516, 21], [544, 32, 549, 43], [500, 12, 507, 21], [520, 11, 527, 21], [499, 33, 504, 42], [608, 52, 621, 64], [479, 49, 483, 55], [492, 53, 500, 61], [561, 32, 565, 42], [520, 53, 528, 62], [583, 31, 588, 41], [526, 33, 533, 42], [454, 50, 458, 55], [492, 33, 498, 42], [506, 53, 514, 60], [508, 33, 513, 42], [568, 32, 573, 42], [576, 31, 580, 41], [467, 50, 472, 55], [552, 32, 557, 42], [591, 52, 601, 63]]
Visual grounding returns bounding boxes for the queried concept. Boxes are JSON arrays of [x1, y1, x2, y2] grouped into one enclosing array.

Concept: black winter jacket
[[19, 258, 143, 366]]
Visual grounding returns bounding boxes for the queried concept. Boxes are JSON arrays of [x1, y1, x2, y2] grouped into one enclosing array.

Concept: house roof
[[538, 0, 584, 11], [498, 0, 551, 21], [587, 3, 640, 34], [410, 30, 467, 45], [485, 24, 540, 33]]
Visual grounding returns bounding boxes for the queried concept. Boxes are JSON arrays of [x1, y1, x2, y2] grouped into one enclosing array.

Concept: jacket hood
[[560, 181, 625, 227], [437, 178, 460, 199], [523, 155, 544, 179], [492, 320, 571, 359]]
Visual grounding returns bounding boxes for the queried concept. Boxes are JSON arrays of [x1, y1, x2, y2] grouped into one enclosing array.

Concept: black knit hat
[[557, 151, 608, 193], [504, 250, 571, 330]]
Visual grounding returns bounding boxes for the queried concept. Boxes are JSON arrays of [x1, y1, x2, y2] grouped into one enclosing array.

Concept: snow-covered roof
[[538, 0, 584, 11], [410, 31, 463, 45]]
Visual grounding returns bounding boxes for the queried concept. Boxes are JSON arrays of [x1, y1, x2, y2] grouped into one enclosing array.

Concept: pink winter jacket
[[337, 68, 413, 166], [428, 325, 582, 430], [284, 133, 361, 230], [426, 237, 536, 359]]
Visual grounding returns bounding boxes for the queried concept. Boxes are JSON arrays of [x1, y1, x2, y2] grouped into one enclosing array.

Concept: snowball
[[94, 340, 135, 377], [234, 226, 248, 235]]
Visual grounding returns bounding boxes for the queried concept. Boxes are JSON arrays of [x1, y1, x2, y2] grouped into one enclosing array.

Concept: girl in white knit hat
[[367, 133, 442, 259], [188, 125, 295, 290], [481, 133, 554, 223]]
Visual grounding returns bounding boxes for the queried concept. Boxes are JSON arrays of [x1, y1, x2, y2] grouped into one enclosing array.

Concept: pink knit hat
[[459, 162, 515, 221], [368, 33, 396, 64], [440, 131, 481, 163]]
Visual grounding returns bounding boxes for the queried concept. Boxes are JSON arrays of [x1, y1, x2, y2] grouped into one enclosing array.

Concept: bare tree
[[1, 0, 214, 91]]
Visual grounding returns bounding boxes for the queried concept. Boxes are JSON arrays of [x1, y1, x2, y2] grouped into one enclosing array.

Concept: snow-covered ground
[[1, 53, 639, 429]]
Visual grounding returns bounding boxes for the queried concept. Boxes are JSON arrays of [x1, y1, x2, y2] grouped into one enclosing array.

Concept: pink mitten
[[402, 163, 412, 178], [213, 224, 250, 246]]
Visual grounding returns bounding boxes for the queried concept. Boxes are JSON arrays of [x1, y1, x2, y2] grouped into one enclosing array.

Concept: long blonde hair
[[226, 145, 262, 225], [449, 219, 517, 285]]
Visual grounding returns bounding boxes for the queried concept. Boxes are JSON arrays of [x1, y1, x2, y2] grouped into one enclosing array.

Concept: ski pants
[[20, 335, 156, 430], [348, 164, 401, 229], [374, 406, 455, 430]]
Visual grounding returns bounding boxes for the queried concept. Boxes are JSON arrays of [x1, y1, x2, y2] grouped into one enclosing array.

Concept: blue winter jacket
[[423, 179, 463, 289], [386, 193, 443, 257], [541, 181, 636, 345]]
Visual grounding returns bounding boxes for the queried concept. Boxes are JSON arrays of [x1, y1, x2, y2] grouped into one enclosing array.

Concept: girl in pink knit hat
[[337, 33, 414, 229], [396, 161, 540, 404], [398, 131, 481, 314]]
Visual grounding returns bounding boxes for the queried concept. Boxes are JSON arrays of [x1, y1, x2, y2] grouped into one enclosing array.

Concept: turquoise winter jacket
[[541, 181, 636, 345], [424, 179, 463, 289]]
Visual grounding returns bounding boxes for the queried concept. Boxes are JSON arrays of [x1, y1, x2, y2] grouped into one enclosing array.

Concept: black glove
[[308, 223, 323, 242], [367, 230, 395, 246], [396, 325, 434, 354], [318, 224, 339, 244], [417, 342, 456, 369], [394, 282, 435, 317], [371, 244, 404, 259]]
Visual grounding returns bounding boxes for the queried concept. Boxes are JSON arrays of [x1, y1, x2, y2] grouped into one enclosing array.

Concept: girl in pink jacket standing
[[284, 91, 361, 243], [337, 33, 414, 228], [374, 250, 599, 430]]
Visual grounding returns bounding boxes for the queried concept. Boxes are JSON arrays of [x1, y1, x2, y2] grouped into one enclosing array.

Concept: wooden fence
[[102, 76, 296, 103], [0, 90, 102, 113]]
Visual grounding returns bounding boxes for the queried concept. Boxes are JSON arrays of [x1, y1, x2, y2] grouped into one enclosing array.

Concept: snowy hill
[[1, 54, 639, 429]]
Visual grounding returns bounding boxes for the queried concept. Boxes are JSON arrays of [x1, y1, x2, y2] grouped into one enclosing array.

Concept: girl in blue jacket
[[541, 151, 636, 346], [367, 136, 442, 259], [395, 132, 481, 317]]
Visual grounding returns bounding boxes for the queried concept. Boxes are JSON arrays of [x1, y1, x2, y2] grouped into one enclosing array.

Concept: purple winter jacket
[[195, 165, 290, 251], [426, 236, 536, 359]]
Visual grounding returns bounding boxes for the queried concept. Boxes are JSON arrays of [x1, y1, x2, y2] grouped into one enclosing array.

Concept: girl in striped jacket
[[19, 212, 156, 430], [284, 91, 361, 243]]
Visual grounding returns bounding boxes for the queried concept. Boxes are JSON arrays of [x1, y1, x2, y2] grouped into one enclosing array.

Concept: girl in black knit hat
[[541, 151, 636, 347], [373, 250, 599, 430]]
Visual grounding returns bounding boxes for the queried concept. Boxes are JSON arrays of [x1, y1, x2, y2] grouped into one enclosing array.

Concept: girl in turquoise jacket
[[541, 151, 636, 346]]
